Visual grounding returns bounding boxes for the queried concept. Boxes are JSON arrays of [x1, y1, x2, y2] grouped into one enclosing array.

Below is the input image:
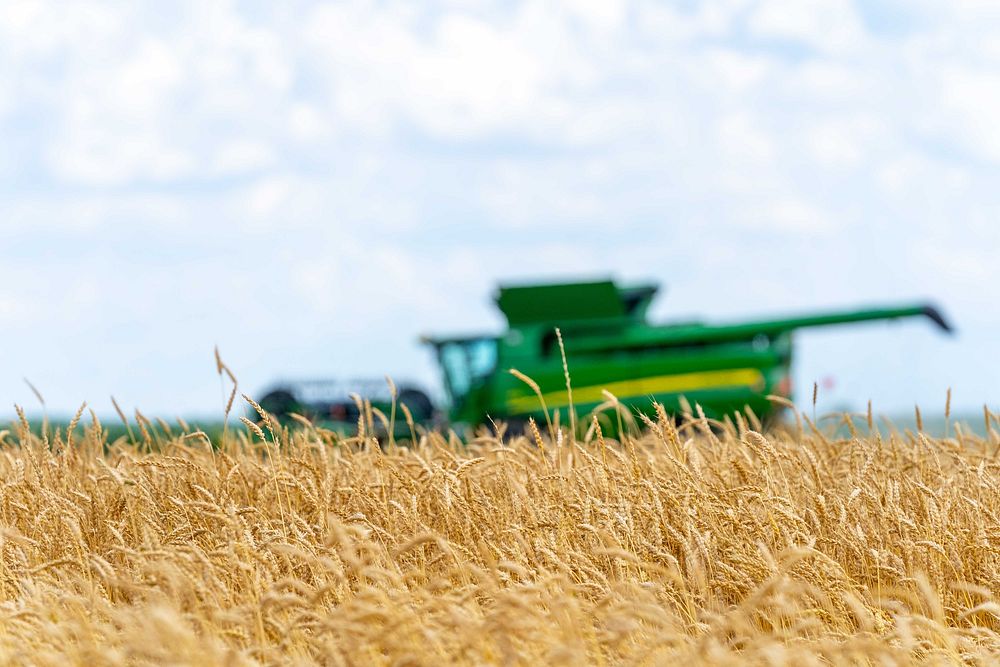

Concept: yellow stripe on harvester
[[505, 367, 765, 413]]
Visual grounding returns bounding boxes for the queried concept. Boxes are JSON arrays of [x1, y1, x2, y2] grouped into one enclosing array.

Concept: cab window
[[438, 338, 498, 403], [440, 343, 472, 400]]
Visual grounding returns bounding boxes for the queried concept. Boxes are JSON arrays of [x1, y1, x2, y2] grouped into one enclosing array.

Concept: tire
[[502, 419, 529, 438], [398, 388, 434, 422], [258, 389, 298, 419]]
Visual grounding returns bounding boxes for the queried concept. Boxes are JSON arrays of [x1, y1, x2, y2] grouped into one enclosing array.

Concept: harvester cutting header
[[261, 279, 952, 430]]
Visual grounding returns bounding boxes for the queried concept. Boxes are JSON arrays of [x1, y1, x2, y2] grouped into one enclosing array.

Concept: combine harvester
[[261, 279, 952, 431]]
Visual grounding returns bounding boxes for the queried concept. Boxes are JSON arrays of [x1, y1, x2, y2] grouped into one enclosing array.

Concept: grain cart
[[258, 378, 435, 434], [422, 279, 952, 429]]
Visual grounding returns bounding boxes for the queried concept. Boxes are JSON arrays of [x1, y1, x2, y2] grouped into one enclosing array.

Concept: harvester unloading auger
[[260, 279, 953, 431]]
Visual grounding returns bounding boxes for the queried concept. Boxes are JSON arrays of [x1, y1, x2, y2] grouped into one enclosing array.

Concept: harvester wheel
[[502, 419, 529, 439], [398, 388, 434, 421], [258, 389, 297, 419]]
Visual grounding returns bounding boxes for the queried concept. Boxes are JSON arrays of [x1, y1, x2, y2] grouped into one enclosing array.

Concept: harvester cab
[[425, 335, 499, 415], [423, 279, 953, 430]]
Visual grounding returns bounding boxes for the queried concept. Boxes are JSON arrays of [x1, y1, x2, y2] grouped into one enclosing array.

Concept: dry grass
[[0, 407, 999, 666]]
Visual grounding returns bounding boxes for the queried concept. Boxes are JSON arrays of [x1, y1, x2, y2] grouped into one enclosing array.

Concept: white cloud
[[245, 177, 294, 221], [791, 61, 864, 99], [927, 66, 1000, 161], [211, 140, 274, 175], [748, 0, 867, 54], [558, 0, 627, 36], [7, 1, 296, 186], [804, 116, 882, 168], [302, 3, 586, 141], [289, 103, 333, 142], [739, 197, 835, 234], [704, 49, 772, 92], [717, 112, 775, 165], [635, 0, 748, 42]]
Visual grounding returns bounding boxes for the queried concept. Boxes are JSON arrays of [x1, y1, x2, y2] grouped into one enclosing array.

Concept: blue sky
[[1, 0, 996, 419]]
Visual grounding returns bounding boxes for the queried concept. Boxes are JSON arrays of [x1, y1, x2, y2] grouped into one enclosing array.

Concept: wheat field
[[0, 400, 999, 666]]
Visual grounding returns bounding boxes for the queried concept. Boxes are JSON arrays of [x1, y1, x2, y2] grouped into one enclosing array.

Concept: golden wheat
[[0, 407, 997, 665]]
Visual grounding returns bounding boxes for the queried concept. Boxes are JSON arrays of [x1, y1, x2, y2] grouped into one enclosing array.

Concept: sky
[[1, 0, 997, 420]]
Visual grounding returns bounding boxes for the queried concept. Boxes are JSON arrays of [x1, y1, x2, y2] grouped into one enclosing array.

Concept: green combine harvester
[[420, 279, 952, 429], [260, 279, 952, 432]]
